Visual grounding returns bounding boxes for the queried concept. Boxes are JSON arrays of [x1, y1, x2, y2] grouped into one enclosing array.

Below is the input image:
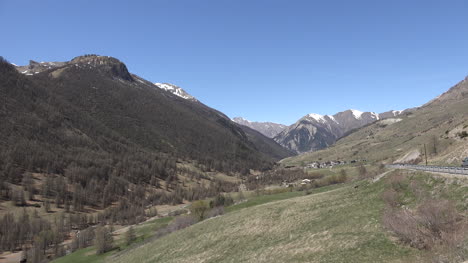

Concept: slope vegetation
[[109, 169, 467, 263], [110, 180, 417, 263], [0, 55, 291, 183]]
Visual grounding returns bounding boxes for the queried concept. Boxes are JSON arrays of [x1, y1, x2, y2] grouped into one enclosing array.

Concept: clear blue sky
[[1, 0, 467, 125]]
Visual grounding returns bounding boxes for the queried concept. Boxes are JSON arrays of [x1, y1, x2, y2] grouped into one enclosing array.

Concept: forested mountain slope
[[0, 55, 294, 222], [1, 55, 292, 179]]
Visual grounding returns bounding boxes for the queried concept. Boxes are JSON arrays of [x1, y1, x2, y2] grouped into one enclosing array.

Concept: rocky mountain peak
[[275, 109, 403, 153], [14, 55, 133, 81], [70, 55, 133, 81]]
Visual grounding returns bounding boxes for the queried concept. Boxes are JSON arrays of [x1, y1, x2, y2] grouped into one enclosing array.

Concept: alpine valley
[[1, 54, 467, 263]]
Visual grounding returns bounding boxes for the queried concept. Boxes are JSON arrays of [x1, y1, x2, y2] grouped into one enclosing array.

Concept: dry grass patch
[[109, 182, 418, 263]]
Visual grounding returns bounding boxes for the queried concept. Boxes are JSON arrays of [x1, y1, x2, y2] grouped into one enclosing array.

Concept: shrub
[[383, 199, 466, 251], [382, 189, 399, 207], [387, 173, 406, 191], [190, 200, 209, 221], [209, 194, 234, 208], [382, 207, 421, 248]]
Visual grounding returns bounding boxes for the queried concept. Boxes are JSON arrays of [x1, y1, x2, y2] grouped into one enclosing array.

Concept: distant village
[[305, 160, 351, 169], [284, 159, 367, 170]]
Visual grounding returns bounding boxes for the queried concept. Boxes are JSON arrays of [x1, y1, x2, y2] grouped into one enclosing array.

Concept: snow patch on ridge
[[350, 109, 364, 119], [154, 83, 196, 101], [233, 117, 252, 123], [327, 115, 339, 124], [307, 113, 326, 122]]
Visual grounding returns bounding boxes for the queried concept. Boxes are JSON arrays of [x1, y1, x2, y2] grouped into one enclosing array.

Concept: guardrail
[[386, 164, 468, 175]]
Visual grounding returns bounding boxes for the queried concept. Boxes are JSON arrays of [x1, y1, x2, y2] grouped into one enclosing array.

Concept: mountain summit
[[70, 55, 134, 81], [274, 109, 401, 153], [15, 54, 134, 81]]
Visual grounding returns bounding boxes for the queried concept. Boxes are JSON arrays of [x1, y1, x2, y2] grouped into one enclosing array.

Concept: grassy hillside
[[108, 170, 467, 263], [282, 96, 468, 166], [51, 217, 174, 263]]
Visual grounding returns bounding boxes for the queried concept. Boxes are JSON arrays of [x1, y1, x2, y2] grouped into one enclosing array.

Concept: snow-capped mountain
[[154, 83, 197, 101], [14, 59, 198, 102], [232, 117, 287, 138], [274, 109, 402, 153]]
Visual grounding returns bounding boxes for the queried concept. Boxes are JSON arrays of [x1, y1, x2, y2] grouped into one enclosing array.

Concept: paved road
[[387, 164, 468, 175]]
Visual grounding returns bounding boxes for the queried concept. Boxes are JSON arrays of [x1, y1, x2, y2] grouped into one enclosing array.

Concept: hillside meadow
[[108, 169, 467, 263]]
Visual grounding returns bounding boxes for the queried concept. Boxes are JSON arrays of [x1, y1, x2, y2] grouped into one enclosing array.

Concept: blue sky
[[1, 0, 467, 125]]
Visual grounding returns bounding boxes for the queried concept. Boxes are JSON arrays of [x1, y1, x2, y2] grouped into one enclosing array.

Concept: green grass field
[[107, 169, 467, 263], [51, 217, 173, 263], [51, 169, 467, 263], [226, 183, 344, 213]]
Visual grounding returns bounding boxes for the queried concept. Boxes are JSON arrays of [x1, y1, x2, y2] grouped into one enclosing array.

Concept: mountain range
[[232, 117, 287, 138], [5, 54, 467, 170], [283, 74, 468, 166], [273, 109, 402, 153], [234, 109, 404, 154]]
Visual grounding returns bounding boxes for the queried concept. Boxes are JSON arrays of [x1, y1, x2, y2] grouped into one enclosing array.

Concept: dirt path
[[372, 169, 394, 183], [0, 252, 21, 263]]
